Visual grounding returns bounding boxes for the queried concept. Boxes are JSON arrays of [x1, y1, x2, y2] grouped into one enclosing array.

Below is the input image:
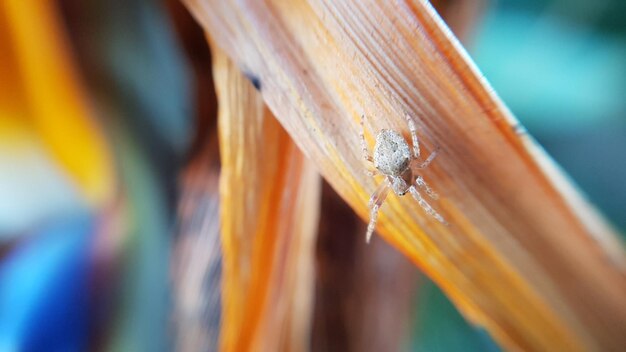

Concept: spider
[[359, 114, 446, 243]]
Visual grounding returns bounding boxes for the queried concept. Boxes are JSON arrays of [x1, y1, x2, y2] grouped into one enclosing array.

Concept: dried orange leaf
[[213, 46, 320, 351], [186, 1, 626, 350]]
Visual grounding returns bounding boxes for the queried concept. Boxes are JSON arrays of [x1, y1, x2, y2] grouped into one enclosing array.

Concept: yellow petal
[[0, 0, 114, 205], [184, 1, 626, 350]]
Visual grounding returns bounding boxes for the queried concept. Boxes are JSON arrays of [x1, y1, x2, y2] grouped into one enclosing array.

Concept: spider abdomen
[[373, 129, 411, 176]]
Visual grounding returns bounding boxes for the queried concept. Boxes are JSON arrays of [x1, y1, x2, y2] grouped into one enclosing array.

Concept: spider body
[[373, 130, 411, 177], [373, 129, 413, 195], [359, 114, 446, 243]]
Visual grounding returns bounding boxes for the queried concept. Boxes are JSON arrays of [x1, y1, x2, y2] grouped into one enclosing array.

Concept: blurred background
[[0, 0, 623, 351]]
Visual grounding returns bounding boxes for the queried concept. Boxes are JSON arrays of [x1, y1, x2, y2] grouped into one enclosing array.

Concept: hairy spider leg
[[411, 147, 439, 170], [359, 115, 374, 164], [409, 186, 447, 225], [366, 179, 391, 243], [404, 113, 421, 158], [415, 175, 439, 200]]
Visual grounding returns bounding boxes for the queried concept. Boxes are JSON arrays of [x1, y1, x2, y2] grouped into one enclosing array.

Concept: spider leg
[[359, 115, 374, 164], [409, 186, 447, 225], [366, 179, 391, 243], [415, 175, 439, 200], [404, 113, 420, 158], [411, 147, 439, 170]]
